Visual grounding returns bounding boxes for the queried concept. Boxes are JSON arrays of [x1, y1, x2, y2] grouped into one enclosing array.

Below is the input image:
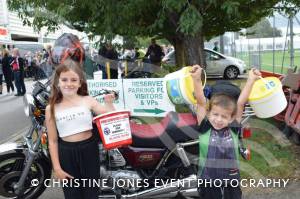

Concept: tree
[[246, 18, 282, 38], [8, 0, 299, 68]]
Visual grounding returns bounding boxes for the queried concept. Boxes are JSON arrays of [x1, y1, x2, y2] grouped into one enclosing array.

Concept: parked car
[[162, 48, 247, 79]]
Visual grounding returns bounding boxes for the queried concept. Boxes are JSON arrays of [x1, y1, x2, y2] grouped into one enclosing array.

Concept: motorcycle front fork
[[175, 141, 199, 176], [14, 123, 44, 195]]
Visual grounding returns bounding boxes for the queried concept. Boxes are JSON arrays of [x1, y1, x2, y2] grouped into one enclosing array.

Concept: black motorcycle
[[0, 81, 51, 198]]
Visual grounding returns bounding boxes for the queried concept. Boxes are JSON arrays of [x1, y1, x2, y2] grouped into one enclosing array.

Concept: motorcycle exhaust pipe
[[98, 188, 199, 199], [119, 174, 198, 199], [179, 187, 199, 197], [148, 188, 199, 198], [98, 195, 117, 199], [150, 188, 199, 198]]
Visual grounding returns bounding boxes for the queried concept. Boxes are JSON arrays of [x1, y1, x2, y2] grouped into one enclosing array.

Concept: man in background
[[144, 39, 164, 66]]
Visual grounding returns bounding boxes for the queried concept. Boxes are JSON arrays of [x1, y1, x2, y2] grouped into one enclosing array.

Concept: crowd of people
[[95, 39, 173, 79], [0, 38, 173, 93], [0, 46, 53, 96]]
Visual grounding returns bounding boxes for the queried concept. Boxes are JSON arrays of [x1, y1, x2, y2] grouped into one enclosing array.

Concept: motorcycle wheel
[[0, 152, 51, 199]]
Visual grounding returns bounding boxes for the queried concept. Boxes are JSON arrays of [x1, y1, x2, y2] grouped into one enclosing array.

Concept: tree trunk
[[182, 33, 206, 68], [174, 38, 185, 67], [170, 33, 206, 69]]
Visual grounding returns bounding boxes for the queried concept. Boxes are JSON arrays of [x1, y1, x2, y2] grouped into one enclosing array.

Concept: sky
[[267, 12, 300, 35]]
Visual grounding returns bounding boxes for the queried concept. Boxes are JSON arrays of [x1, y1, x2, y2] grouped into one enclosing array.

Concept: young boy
[[190, 65, 261, 199]]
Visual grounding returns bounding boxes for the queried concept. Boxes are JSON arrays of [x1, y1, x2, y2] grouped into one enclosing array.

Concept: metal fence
[[207, 12, 300, 74]]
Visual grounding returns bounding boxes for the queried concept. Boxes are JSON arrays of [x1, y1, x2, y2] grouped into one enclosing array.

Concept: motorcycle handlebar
[[92, 89, 119, 100]]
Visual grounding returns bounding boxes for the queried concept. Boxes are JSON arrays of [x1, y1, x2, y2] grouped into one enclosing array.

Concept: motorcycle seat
[[130, 112, 199, 148]]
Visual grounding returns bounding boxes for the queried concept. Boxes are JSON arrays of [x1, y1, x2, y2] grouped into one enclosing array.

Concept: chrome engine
[[99, 145, 142, 192], [100, 166, 142, 192], [108, 148, 126, 167], [99, 144, 126, 167]]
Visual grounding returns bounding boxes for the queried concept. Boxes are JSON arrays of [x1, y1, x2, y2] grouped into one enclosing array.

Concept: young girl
[[45, 58, 115, 199]]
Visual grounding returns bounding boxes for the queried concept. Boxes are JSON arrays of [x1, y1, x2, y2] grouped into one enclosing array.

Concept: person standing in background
[[213, 41, 219, 52], [103, 43, 118, 79], [144, 38, 165, 66], [83, 45, 97, 79], [1, 49, 14, 94], [32, 52, 42, 81], [45, 45, 53, 78], [11, 48, 26, 96], [0, 53, 3, 94]]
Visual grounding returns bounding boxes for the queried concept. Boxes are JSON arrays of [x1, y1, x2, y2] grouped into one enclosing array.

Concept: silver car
[[162, 48, 247, 79]]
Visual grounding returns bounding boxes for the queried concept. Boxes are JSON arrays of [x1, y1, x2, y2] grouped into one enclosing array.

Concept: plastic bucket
[[248, 77, 287, 118], [93, 110, 132, 150], [165, 66, 205, 105]]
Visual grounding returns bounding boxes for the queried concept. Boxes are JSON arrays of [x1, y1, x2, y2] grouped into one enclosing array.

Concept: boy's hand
[[104, 93, 115, 104], [248, 68, 261, 81], [190, 65, 203, 81]]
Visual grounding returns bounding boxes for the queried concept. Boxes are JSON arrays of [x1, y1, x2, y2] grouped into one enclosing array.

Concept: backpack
[[207, 80, 241, 100]]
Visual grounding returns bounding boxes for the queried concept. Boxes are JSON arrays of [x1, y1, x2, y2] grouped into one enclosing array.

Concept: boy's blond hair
[[209, 93, 237, 116]]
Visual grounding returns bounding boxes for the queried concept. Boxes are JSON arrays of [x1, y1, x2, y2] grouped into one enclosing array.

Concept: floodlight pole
[[289, 15, 294, 69], [272, 16, 275, 73], [220, 35, 224, 54]]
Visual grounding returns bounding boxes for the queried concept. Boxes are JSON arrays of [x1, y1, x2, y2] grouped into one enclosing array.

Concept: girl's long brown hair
[[48, 58, 88, 121]]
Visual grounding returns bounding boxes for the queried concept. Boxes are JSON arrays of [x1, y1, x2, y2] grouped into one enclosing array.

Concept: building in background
[[0, 0, 91, 51]]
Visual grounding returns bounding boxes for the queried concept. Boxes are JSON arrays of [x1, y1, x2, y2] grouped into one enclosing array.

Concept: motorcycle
[[0, 80, 253, 199], [0, 80, 51, 198]]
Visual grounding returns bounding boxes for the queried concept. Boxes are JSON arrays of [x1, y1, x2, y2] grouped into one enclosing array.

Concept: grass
[[240, 118, 300, 179], [237, 50, 300, 74]]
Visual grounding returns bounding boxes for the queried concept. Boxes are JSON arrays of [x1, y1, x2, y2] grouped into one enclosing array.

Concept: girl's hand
[[190, 65, 203, 81], [104, 93, 116, 104], [54, 168, 74, 180], [248, 68, 262, 81]]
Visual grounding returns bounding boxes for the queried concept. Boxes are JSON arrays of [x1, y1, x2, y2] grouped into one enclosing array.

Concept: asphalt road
[[0, 84, 31, 144]]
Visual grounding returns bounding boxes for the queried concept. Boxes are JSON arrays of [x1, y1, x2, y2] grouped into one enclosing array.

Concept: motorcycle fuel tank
[[120, 146, 165, 168]]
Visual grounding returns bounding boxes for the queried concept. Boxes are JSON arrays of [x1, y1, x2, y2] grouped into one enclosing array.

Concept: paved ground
[[243, 180, 300, 199]]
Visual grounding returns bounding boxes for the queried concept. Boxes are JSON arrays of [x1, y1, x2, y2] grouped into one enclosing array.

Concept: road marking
[[0, 126, 30, 145]]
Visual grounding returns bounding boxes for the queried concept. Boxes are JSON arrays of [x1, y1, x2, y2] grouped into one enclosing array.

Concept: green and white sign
[[87, 79, 125, 110], [87, 78, 175, 117], [123, 78, 175, 117]]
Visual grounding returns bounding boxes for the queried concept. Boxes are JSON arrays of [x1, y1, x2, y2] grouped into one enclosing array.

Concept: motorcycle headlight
[[23, 94, 34, 117]]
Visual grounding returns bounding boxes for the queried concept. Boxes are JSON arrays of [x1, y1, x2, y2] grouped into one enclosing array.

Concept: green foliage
[[221, 1, 240, 16], [122, 36, 139, 49], [8, 0, 289, 40], [275, 0, 300, 16], [7, 0, 298, 66], [162, 0, 186, 12], [178, 5, 203, 36]]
